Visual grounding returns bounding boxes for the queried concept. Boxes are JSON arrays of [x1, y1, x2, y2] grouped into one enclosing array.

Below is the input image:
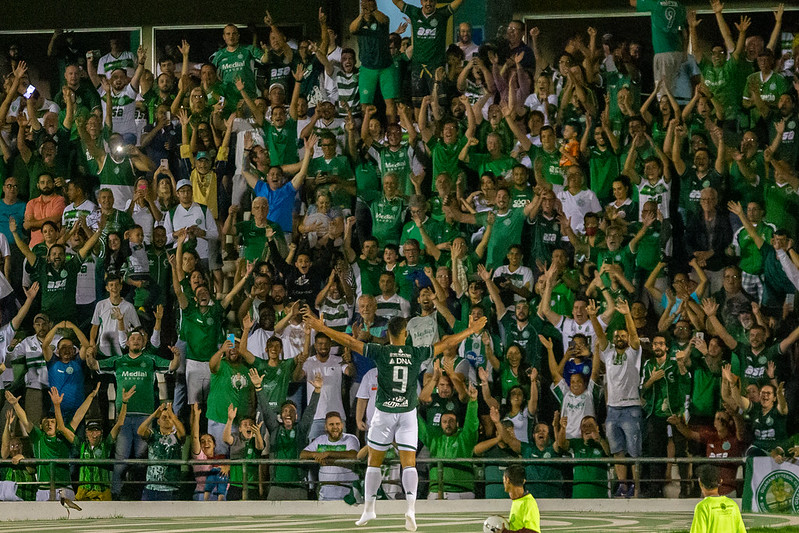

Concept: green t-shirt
[[678, 169, 725, 218], [529, 145, 564, 187], [374, 143, 417, 197], [364, 342, 433, 414], [509, 185, 534, 210], [180, 300, 225, 362], [636, 0, 685, 54], [29, 256, 82, 323], [633, 221, 667, 271], [597, 245, 636, 288], [770, 114, 799, 167], [74, 434, 115, 492], [401, 4, 453, 67], [525, 213, 562, 266], [744, 71, 789, 124], [98, 352, 171, 415], [236, 219, 285, 262], [569, 438, 608, 498], [469, 152, 516, 178], [733, 222, 774, 275], [253, 358, 295, 411], [264, 118, 299, 165], [690, 496, 747, 533], [29, 427, 71, 489], [145, 428, 182, 491], [370, 196, 406, 247], [747, 403, 787, 453], [475, 208, 526, 270], [523, 442, 565, 498], [428, 135, 467, 179], [352, 257, 383, 297], [354, 18, 392, 70], [701, 57, 749, 120], [207, 358, 252, 424], [763, 181, 799, 237], [211, 45, 262, 98], [688, 350, 721, 417], [588, 146, 619, 203], [731, 343, 780, 387]]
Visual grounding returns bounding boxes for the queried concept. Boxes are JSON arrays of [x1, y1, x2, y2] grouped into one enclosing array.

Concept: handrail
[[1, 456, 748, 501]]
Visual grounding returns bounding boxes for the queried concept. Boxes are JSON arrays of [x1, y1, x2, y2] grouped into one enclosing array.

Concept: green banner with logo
[[742, 457, 799, 513]]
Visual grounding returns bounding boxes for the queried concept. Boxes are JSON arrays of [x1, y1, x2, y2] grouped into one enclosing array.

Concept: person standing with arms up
[[303, 311, 487, 532]]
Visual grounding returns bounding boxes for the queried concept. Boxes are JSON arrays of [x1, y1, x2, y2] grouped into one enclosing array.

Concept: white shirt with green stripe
[[99, 84, 139, 138], [375, 293, 411, 319], [12, 334, 62, 389]]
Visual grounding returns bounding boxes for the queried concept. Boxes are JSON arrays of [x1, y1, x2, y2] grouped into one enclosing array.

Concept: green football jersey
[[364, 342, 433, 413], [402, 4, 453, 67]]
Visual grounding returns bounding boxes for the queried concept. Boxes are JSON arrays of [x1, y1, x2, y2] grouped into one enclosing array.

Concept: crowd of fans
[[0, 0, 798, 503]]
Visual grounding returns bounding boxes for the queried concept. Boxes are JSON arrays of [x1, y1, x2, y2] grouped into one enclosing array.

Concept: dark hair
[[388, 316, 408, 338], [41, 220, 59, 233], [504, 464, 526, 486], [315, 332, 330, 343], [105, 274, 123, 286], [325, 411, 342, 422], [696, 464, 720, 489]]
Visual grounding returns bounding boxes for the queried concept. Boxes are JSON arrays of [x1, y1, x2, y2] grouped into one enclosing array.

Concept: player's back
[[689, 496, 746, 533]]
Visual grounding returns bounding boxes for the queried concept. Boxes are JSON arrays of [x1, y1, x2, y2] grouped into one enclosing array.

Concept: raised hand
[[476, 264, 492, 282], [616, 298, 630, 315], [309, 372, 324, 392], [227, 403, 238, 421], [248, 368, 263, 389], [468, 383, 479, 401], [701, 297, 718, 317], [489, 405, 500, 425], [178, 40, 190, 56], [538, 334, 553, 351], [477, 366, 489, 383], [586, 299, 599, 318], [121, 386, 137, 403], [48, 387, 63, 406]]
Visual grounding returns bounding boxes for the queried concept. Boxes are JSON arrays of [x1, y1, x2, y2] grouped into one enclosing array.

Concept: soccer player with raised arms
[[303, 310, 487, 531]]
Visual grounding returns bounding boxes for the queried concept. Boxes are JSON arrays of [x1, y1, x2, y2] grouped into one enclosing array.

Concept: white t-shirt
[[123, 199, 156, 244], [11, 334, 62, 388], [551, 379, 597, 440], [600, 344, 643, 407], [91, 298, 141, 357], [97, 51, 136, 78], [303, 354, 347, 421], [375, 293, 411, 320], [279, 323, 307, 360], [0, 323, 16, 387], [522, 93, 558, 124], [356, 367, 379, 428], [557, 316, 605, 355], [504, 408, 533, 444], [303, 432, 359, 500], [556, 189, 602, 235], [162, 202, 218, 259], [99, 84, 139, 137], [637, 177, 671, 220], [493, 265, 533, 304]]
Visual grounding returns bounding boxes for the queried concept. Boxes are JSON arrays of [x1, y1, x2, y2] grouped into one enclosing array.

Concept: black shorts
[[411, 63, 436, 107]]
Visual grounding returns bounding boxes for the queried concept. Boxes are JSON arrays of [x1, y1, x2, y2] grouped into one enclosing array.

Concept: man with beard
[[88, 46, 146, 143], [253, 368, 322, 500], [591, 299, 642, 498], [86, 326, 178, 500], [641, 333, 691, 498], [22, 173, 65, 247], [296, 332, 356, 442], [704, 297, 799, 389], [370, 123, 424, 198], [10, 216, 103, 324], [770, 93, 798, 167], [406, 286, 455, 356], [301, 411, 360, 501], [480, 265, 547, 369]]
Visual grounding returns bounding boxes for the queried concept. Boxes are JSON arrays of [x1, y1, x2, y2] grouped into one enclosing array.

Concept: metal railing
[[0, 456, 747, 501]]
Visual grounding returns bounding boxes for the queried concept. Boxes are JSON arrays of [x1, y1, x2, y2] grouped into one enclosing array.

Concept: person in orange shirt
[[23, 173, 65, 247]]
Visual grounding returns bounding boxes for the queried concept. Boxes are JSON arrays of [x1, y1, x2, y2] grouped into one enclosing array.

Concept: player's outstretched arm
[[303, 310, 365, 354]]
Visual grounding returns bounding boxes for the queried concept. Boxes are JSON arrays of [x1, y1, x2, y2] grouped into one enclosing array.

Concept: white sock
[[363, 466, 382, 511], [402, 467, 418, 511]]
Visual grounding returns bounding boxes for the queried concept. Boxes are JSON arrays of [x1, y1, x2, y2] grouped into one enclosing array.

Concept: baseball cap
[[196, 151, 210, 161], [86, 421, 103, 431], [269, 82, 286, 93], [176, 179, 192, 191], [33, 313, 49, 322]]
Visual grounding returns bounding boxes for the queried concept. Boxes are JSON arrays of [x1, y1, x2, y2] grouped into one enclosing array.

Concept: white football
[[483, 515, 508, 533]]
